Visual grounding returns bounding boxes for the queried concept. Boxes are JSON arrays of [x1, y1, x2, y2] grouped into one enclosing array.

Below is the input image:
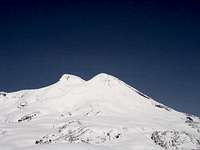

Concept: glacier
[[0, 73, 199, 150]]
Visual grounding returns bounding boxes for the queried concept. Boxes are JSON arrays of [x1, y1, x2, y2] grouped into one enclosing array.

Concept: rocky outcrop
[[151, 130, 200, 149]]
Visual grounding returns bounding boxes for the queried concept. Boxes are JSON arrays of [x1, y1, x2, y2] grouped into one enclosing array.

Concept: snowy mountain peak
[[88, 73, 121, 84], [88, 73, 136, 93], [92, 73, 118, 80], [59, 74, 85, 84], [0, 73, 200, 150]]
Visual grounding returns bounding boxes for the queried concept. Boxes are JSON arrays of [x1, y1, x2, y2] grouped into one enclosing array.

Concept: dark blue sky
[[0, 0, 200, 116]]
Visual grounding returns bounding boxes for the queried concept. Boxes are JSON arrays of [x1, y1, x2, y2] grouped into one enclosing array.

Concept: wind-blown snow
[[0, 73, 199, 150]]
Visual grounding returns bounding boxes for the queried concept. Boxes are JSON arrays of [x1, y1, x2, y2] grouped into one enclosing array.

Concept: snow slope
[[16, 143, 114, 150], [0, 73, 199, 150]]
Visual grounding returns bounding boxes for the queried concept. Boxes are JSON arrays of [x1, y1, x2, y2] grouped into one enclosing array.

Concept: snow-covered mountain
[[0, 73, 199, 150]]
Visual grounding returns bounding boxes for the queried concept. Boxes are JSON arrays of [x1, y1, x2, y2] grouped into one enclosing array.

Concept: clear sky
[[0, 0, 200, 116]]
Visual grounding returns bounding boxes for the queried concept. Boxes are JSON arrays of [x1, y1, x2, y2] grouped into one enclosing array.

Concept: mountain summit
[[59, 74, 85, 84], [0, 73, 199, 150]]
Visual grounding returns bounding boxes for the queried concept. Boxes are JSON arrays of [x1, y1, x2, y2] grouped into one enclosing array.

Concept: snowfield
[[16, 143, 114, 150], [0, 73, 199, 150]]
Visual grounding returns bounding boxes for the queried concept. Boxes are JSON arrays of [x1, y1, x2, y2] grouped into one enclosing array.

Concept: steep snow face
[[0, 73, 199, 150]]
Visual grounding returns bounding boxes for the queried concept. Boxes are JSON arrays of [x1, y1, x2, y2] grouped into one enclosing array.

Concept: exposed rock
[[155, 104, 170, 111], [151, 130, 200, 149], [35, 120, 123, 145], [18, 112, 39, 122], [0, 92, 7, 97]]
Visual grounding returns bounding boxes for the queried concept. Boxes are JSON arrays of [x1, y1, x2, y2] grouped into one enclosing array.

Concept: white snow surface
[[0, 73, 199, 150], [16, 143, 113, 150]]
